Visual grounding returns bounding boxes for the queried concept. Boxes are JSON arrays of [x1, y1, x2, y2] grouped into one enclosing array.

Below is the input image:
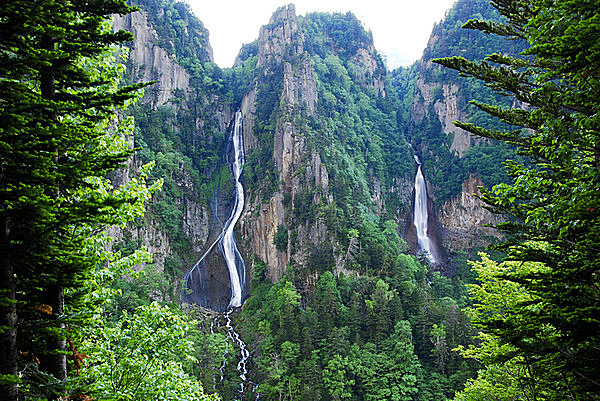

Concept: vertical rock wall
[[111, 10, 216, 274], [438, 175, 502, 252], [240, 5, 333, 282], [113, 11, 191, 107]]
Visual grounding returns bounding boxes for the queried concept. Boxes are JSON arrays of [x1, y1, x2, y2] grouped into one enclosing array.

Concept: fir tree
[[435, 0, 600, 398], [0, 0, 150, 398]]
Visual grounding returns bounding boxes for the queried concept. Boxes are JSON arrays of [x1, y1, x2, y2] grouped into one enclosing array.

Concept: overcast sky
[[185, 0, 457, 70]]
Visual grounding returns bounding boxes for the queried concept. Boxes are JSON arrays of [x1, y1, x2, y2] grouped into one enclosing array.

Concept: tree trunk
[[0, 217, 18, 401], [39, 33, 68, 384], [43, 285, 67, 381]]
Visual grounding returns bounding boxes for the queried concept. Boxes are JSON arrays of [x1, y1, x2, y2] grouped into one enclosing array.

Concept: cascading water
[[184, 111, 252, 399], [184, 111, 247, 308], [222, 111, 246, 307], [209, 310, 253, 399], [413, 156, 437, 264]]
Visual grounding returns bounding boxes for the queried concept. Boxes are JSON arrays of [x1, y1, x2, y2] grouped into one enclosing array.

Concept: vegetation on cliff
[[0, 0, 217, 399], [0, 0, 155, 398], [218, 9, 479, 401], [402, 0, 528, 206], [3, 0, 598, 399]]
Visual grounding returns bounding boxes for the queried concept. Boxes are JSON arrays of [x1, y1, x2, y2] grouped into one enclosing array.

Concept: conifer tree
[[434, 0, 600, 398], [0, 0, 149, 398]]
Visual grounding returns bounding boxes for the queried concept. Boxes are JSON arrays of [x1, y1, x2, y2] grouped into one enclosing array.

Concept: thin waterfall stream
[[413, 156, 437, 264], [184, 111, 252, 399], [222, 111, 246, 308]]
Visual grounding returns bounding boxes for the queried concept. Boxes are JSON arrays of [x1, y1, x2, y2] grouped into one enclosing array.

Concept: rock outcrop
[[438, 175, 502, 252], [350, 45, 387, 97], [412, 63, 471, 156], [257, 4, 304, 69], [114, 11, 191, 107], [240, 4, 333, 282]]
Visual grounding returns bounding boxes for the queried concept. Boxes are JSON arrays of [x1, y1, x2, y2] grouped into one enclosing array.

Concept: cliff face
[[403, 0, 527, 256], [438, 175, 501, 252], [240, 5, 327, 282], [116, 0, 523, 302], [114, 11, 191, 107], [350, 45, 387, 97], [237, 4, 407, 283], [111, 6, 222, 278], [413, 72, 470, 156], [409, 0, 501, 159]]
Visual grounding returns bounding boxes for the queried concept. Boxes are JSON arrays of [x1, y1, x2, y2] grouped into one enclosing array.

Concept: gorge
[[184, 111, 248, 311], [110, 0, 524, 399], [3, 0, 597, 399]]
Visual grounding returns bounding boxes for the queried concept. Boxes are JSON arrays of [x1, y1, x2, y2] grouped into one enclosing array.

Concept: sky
[[185, 0, 457, 70]]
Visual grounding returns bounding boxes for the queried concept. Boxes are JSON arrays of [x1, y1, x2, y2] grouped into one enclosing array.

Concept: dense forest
[[0, 0, 598, 400]]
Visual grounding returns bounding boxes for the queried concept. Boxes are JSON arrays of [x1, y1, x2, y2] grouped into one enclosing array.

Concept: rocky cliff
[[116, 0, 523, 306], [413, 73, 470, 156], [111, 3, 224, 282], [236, 4, 410, 284], [240, 5, 327, 282], [438, 175, 501, 252], [114, 10, 190, 107], [403, 0, 526, 258]]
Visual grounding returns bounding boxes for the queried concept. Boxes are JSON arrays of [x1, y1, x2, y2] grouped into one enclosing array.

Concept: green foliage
[[71, 302, 219, 400], [302, 12, 375, 60], [0, 0, 160, 397], [237, 250, 477, 400], [435, 0, 600, 398], [453, 254, 539, 401], [273, 224, 289, 252], [389, 64, 418, 127], [223, 43, 259, 104]]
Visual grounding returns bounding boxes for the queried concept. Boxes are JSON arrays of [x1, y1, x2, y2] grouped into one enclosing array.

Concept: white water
[[210, 309, 253, 400], [183, 111, 246, 308], [221, 111, 246, 307], [225, 310, 251, 396], [211, 112, 252, 398], [413, 157, 437, 263]]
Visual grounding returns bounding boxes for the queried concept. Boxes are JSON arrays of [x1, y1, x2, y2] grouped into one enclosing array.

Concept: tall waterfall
[[184, 111, 251, 399], [183, 111, 247, 308], [221, 111, 246, 307], [413, 156, 437, 263]]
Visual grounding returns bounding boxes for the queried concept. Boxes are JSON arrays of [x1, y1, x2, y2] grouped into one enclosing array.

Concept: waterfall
[[221, 111, 246, 307], [183, 111, 247, 308], [184, 111, 252, 399], [413, 156, 437, 263]]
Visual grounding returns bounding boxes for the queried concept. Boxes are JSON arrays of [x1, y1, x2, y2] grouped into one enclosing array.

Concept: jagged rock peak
[[257, 4, 304, 67], [113, 10, 190, 107], [269, 3, 296, 25]]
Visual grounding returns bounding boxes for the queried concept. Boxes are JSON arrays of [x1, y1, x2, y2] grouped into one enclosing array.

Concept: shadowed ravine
[[183, 111, 247, 310]]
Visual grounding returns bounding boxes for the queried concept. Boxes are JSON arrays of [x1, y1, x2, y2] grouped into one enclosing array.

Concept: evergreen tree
[[0, 0, 149, 398], [435, 0, 600, 398]]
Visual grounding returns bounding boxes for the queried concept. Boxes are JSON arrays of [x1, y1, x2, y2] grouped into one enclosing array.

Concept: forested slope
[[106, 1, 492, 399], [7, 0, 591, 399], [106, 0, 525, 399]]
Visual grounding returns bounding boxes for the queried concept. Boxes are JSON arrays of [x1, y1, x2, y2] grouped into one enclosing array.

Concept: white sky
[[185, 0, 457, 70]]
